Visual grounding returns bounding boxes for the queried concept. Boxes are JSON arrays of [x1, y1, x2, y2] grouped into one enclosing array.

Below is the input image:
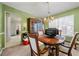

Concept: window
[[48, 15, 74, 37]]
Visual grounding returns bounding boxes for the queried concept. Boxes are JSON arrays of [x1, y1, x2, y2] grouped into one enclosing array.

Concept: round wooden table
[[38, 35, 65, 56]]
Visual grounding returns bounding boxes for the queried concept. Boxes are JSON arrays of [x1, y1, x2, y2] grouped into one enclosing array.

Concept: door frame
[[4, 11, 7, 48], [4, 11, 22, 48]]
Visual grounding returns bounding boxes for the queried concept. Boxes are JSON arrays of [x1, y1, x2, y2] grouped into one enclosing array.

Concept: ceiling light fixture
[[47, 2, 54, 20], [47, 2, 50, 17]]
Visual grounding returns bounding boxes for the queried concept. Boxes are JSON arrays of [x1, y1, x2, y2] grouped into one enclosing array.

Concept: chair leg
[[55, 44, 59, 56], [31, 50, 33, 56], [68, 53, 72, 56], [74, 43, 77, 50], [51, 48, 55, 56], [48, 46, 52, 56], [31, 52, 33, 56]]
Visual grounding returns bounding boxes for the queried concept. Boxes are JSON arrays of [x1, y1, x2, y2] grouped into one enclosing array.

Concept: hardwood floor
[[1, 43, 79, 56], [1, 44, 31, 56]]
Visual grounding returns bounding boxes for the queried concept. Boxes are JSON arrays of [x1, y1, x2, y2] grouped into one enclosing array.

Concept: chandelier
[[47, 2, 54, 20], [44, 2, 54, 21]]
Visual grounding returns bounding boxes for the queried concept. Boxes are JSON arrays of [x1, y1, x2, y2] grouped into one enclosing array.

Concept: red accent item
[[22, 40, 29, 45]]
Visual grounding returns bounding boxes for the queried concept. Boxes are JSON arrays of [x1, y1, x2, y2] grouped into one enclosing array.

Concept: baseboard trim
[[0, 48, 4, 56]]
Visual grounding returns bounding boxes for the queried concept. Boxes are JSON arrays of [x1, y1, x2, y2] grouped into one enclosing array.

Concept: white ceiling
[[3, 2, 79, 18]]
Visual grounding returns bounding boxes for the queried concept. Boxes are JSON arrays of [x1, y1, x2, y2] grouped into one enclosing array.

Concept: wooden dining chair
[[59, 32, 79, 56], [27, 33, 48, 56], [74, 34, 79, 49]]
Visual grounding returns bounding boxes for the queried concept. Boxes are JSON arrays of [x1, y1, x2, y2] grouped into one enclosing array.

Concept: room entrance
[[4, 11, 21, 48]]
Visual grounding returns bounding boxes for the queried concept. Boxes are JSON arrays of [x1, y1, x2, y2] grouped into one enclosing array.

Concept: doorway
[[4, 11, 21, 48]]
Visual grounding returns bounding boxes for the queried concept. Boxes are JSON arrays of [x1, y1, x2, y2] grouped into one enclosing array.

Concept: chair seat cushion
[[29, 37, 45, 53], [38, 41, 46, 50], [59, 42, 71, 52], [59, 45, 69, 53], [76, 41, 79, 44], [39, 41, 43, 46]]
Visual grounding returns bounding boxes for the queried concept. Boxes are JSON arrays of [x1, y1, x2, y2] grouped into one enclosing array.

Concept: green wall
[[3, 4, 33, 32], [0, 3, 4, 50], [53, 7, 79, 42], [0, 3, 33, 49], [0, 4, 4, 33]]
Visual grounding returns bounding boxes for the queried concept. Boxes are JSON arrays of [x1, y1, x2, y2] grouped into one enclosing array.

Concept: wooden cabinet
[[27, 18, 44, 33], [27, 18, 36, 33]]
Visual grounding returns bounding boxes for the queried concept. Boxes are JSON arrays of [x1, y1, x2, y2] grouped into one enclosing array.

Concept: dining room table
[[38, 35, 65, 56]]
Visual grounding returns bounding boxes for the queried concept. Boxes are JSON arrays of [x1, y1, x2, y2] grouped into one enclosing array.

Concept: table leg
[[48, 46, 54, 56], [55, 44, 59, 56], [48, 46, 51, 56], [51, 48, 54, 56]]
